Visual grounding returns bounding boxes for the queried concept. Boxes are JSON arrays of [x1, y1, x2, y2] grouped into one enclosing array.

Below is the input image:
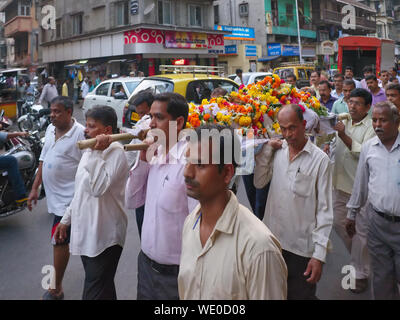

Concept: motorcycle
[[17, 98, 51, 136], [0, 110, 44, 218]]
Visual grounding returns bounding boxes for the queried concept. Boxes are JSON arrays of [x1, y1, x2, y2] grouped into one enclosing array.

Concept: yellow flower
[[216, 112, 223, 122], [201, 99, 209, 105]]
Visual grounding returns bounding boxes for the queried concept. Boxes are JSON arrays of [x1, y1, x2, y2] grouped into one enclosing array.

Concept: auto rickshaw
[[0, 68, 29, 119]]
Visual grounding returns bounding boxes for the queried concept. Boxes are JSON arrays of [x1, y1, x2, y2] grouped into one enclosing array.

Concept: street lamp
[[295, 0, 304, 64]]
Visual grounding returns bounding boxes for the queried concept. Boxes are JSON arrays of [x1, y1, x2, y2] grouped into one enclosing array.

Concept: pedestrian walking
[[62, 79, 69, 97], [366, 75, 386, 110], [346, 101, 400, 300], [28, 96, 85, 300], [81, 78, 90, 100], [38, 77, 58, 108], [55, 106, 129, 300], [179, 124, 287, 300], [254, 104, 333, 300], [331, 79, 355, 115], [329, 88, 375, 293], [385, 83, 400, 114], [126, 92, 197, 300]]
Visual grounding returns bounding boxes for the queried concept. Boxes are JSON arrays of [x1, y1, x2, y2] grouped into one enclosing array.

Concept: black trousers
[[80, 245, 123, 300], [282, 250, 318, 300], [137, 251, 180, 300]]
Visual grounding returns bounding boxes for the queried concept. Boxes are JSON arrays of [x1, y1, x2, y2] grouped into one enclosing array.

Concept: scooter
[[0, 110, 44, 218]]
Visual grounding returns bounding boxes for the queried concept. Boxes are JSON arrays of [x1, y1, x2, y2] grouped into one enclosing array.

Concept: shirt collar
[[372, 132, 400, 151], [352, 114, 371, 127]]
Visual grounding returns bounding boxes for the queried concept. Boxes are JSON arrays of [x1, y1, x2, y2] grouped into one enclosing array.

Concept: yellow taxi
[[273, 63, 315, 88], [123, 65, 239, 127]]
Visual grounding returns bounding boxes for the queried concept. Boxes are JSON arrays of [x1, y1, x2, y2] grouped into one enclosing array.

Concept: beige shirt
[[333, 115, 375, 194], [254, 139, 333, 262], [178, 192, 288, 300]]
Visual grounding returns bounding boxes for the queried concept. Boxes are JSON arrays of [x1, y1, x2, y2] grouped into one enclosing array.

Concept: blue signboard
[[245, 45, 257, 57], [225, 45, 237, 55], [214, 25, 255, 40], [267, 43, 281, 56], [282, 45, 300, 56]]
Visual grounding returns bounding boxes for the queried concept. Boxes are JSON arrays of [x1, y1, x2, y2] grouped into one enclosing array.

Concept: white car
[[228, 72, 272, 85], [82, 77, 143, 128]]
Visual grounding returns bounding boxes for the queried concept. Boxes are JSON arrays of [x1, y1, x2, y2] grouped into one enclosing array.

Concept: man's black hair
[[343, 79, 356, 87], [85, 105, 119, 134], [365, 74, 378, 82], [363, 66, 373, 74], [50, 96, 74, 115], [287, 73, 297, 81], [319, 80, 331, 89], [345, 66, 354, 72], [236, 69, 243, 75], [385, 83, 400, 94], [153, 92, 189, 126], [191, 124, 240, 173], [333, 73, 344, 80], [349, 88, 372, 106], [131, 90, 154, 109]]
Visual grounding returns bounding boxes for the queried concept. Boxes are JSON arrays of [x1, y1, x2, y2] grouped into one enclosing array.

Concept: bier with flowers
[[187, 74, 328, 137]]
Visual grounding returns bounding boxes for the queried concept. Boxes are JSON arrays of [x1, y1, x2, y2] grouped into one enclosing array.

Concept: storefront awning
[[107, 59, 127, 64], [258, 56, 281, 62]]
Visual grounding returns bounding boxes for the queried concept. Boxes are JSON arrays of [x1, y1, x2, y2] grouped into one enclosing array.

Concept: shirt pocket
[[291, 172, 313, 198], [158, 181, 188, 214]]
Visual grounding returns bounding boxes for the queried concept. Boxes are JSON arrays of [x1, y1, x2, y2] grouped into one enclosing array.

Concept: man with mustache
[[179, 124, 287, 299], [254, 104, 333, 300], [346, 101, 400, 299], [385, 83, 400, 114], [330, 88, 375, 293]]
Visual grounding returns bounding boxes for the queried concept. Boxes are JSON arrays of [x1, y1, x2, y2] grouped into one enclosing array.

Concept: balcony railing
[[4, 16, 33, 37], [320, 9, 376, 31], [269, 10, 315, 31]]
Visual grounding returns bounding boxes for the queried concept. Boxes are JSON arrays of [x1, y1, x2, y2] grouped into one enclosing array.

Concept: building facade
[[40, 0, 225, 80], [0, 0, 41, 74]]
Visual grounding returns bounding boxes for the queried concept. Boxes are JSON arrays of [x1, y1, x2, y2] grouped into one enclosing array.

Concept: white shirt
[[178, 192, 287, 300], [40, 120, 85, 216], [122, 115, 151, 168], [81, 81, 89, 99], [61, 142, 129, 257], [331, 90, 344, 100], [347, 133, 400, 219], [254, 139, 333, 262]]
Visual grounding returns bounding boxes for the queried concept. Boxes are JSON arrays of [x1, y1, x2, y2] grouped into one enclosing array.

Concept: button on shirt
[[126, 140, 198, 265], [60, 142, 129, 257], [178, 192, 287, 300], [333, 115, 376, 194], [40, 120, 85, 216], [254, 139, 333, 262], [347, 133, 400, 219]]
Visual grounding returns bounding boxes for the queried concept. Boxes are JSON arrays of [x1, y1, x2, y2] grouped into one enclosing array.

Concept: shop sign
[[214, 25, 255, 41], [267, 43, 281, 56], [282, 45, 299, 56], [225, 45, 237, 55], [165, 31, 208, 49], [245, 45, 257, 57], [321, 41, 335, 56], [124, 29, 164, 44]]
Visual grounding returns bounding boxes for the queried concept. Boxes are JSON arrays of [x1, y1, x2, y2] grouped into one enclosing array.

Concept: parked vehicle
[[273, 63, 315, 88], [0, 111, 44, 218], [337, 36, 395, 79], [82, 77, 143, 128], [17, 99, 50, 136], [123, 65, 239, 128]]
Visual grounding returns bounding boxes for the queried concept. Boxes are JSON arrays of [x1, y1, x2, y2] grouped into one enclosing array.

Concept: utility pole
[[295, 0, 304, 64]]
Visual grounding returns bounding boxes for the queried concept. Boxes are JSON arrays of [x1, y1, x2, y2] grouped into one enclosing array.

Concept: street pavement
[[0, 102, 372, 300]]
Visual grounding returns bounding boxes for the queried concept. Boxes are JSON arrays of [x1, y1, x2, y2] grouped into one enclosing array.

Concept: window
[[56, 19, 62, 39], [115, 1, 129, 26], [125, 81, 141, 95], [319, 30, 329, 41], [239, 3, 249, 17], [72, 14, 83, 35], [189, 5, 202, 27], [214, 5, 219, 25], [158, 0, 172, 25], [96, 83, 110, 96], [19, 1, 30, 16], [298, 69, 306, 80]]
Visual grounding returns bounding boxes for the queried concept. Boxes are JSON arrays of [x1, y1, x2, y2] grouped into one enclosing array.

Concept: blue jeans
[[242, 174, 270, 220], [0, 155, 26, 199]]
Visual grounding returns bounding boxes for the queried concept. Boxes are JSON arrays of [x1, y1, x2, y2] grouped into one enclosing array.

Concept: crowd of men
[[21, 63, 400, 301]]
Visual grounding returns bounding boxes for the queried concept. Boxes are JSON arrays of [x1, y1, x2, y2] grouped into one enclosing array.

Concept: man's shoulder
[[236, 204, 282, 254]]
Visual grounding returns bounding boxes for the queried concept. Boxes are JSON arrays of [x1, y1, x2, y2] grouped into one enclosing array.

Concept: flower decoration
[[187, 74, 328, 137]]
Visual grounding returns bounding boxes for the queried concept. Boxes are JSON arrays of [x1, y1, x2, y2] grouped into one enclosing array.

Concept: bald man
[[254, 104, 333, 300]]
